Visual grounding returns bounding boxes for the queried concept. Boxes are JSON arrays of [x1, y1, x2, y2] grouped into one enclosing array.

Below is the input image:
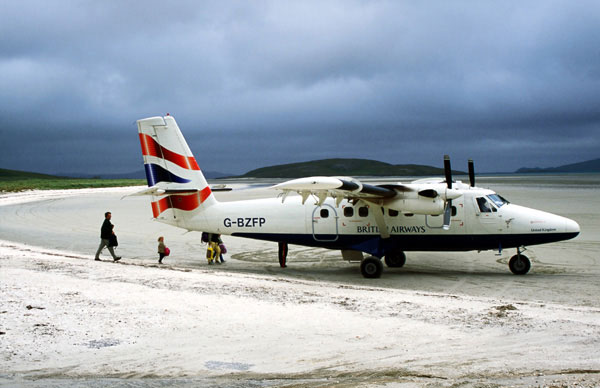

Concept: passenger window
[[451, 206, 457, 216], [320, 208, 329, 218], [404, 213, 414, 217], [389, 209, 399, 217], [476, 197, 494, 213], [343, 207, 354, 217], [359, 207, 369, 217]]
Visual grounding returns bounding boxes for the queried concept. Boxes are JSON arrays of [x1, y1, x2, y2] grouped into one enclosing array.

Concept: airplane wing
[[271, 176, 463, 237], [272, 176, 419, 239], [271, 176, 409, 207]]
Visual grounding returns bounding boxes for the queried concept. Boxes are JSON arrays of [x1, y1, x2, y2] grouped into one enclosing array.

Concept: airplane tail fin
[[136, 115, 216, 222]]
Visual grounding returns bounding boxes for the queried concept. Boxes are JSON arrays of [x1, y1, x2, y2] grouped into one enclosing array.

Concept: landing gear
[[360, 256, 383, 278], [384, 251, 406, 268], [509, 248, 531, 275]]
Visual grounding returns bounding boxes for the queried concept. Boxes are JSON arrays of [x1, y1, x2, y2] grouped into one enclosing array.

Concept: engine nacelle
[[384, 197, 445, 215]]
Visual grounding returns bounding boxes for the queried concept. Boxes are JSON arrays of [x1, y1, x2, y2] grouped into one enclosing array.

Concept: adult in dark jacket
[[94, 211, 121, 261]]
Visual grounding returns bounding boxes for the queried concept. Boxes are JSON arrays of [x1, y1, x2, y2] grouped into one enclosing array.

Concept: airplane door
[[312, 204, 339, 242], [451, 198, 466, 231]]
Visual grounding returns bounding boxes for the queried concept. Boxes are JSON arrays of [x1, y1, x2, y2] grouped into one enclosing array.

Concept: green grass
[[0, 168, 145, 192], [0, 178, 146, 192]]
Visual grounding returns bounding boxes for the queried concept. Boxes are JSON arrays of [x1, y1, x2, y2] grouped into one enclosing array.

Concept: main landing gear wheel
[[509, 254, 531, 275], [360, 256, 383, 278], [384, 251, 406, 268]]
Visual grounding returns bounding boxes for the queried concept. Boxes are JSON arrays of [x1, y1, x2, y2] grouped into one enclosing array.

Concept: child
[[158, 236, 166, 264], [206, 233, 221, 265]]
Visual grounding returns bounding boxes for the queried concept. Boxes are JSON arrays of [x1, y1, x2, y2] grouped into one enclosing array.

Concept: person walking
[[94, 211, 121, 262], [157, 236, 167, 264], [278, 242, 288, 268]]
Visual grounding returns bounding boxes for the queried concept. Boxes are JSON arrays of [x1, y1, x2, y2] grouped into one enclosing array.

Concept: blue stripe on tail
[[144, 164, 191, 186]]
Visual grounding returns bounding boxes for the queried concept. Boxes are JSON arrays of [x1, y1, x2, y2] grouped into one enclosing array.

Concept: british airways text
[[224, 217, 266, 228]]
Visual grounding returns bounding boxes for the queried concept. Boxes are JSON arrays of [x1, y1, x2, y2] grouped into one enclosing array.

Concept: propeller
[[442, 155, 453, 230], [468, 159, 475, 187], [444, 155, 452, 190]]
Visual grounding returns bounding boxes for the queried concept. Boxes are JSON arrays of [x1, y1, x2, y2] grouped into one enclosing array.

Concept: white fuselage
[[156, 185, 579, 257]]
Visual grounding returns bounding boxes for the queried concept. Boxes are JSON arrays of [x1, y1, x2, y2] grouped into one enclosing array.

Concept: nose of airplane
[[565, 218, 580, 234]]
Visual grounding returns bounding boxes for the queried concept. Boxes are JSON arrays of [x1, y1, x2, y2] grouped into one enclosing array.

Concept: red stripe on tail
[[139, 133, 200, 171], [199, 186, 212, 203], [151, 198, 170, 218], [150, 189, 213, 217]]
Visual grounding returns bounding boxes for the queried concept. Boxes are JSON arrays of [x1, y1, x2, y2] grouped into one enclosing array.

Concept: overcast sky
[[1, 1, 599, 176]]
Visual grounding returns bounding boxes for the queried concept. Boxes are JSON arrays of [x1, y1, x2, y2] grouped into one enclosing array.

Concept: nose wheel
[[509, 248, 531, 275]]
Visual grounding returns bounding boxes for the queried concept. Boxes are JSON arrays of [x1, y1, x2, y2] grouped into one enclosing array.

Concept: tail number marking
[[224, 217, 266, 228]]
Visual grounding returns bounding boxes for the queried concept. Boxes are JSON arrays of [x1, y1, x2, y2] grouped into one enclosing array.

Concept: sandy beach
[[1, 175, 599, 387]]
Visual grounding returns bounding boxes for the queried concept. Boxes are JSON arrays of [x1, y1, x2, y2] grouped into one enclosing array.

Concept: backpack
[[201, 232, 209, 243], [108, 234, 118, 247], [164, 247, 170, 256]]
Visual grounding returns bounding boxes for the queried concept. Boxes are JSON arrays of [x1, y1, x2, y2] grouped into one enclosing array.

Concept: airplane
[[133, 115, 580, 278]]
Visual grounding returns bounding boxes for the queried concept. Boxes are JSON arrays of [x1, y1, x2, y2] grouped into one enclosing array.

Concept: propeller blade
[[443, 155, 452, 190], [442, 201, 452, 230], [443, 155, 454, 230], [468, 159, 475, 187]]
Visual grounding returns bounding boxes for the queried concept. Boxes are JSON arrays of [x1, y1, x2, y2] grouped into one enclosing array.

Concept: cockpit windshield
[[487, 194, 509, 208]]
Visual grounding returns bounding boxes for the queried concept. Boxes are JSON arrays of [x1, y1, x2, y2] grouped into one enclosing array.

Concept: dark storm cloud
[[1, 0, 599, 175]]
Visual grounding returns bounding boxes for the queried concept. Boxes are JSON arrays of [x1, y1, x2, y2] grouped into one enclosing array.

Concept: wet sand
[[1, 175, 599, 387]]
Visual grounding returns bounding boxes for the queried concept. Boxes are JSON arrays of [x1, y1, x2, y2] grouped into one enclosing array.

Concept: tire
[[384, 251, 406, 268], [509, 254, 531, 275], [360, 256, 383, 278]]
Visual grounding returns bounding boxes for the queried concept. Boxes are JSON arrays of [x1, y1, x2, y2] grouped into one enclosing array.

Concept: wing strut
[[370, 202, 390, 239]]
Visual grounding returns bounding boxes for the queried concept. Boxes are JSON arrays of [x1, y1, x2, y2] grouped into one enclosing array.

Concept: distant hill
[[203, 170, 235, 179], [59, 169, 232, 179], [239, 158, 464, 178], [0, 167, 145, 192], [0, 168, 63, 180], [55, 170, 146, 179], [516, 158, 600, 173]]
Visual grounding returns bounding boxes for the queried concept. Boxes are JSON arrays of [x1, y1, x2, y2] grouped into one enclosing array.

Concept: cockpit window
[[498, 194, 510, 204], [476, 197, 496, 213], [487, 194, 508, 208]]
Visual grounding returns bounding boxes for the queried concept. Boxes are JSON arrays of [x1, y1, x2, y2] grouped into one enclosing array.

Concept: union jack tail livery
[[135, 115, 216, 226]]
